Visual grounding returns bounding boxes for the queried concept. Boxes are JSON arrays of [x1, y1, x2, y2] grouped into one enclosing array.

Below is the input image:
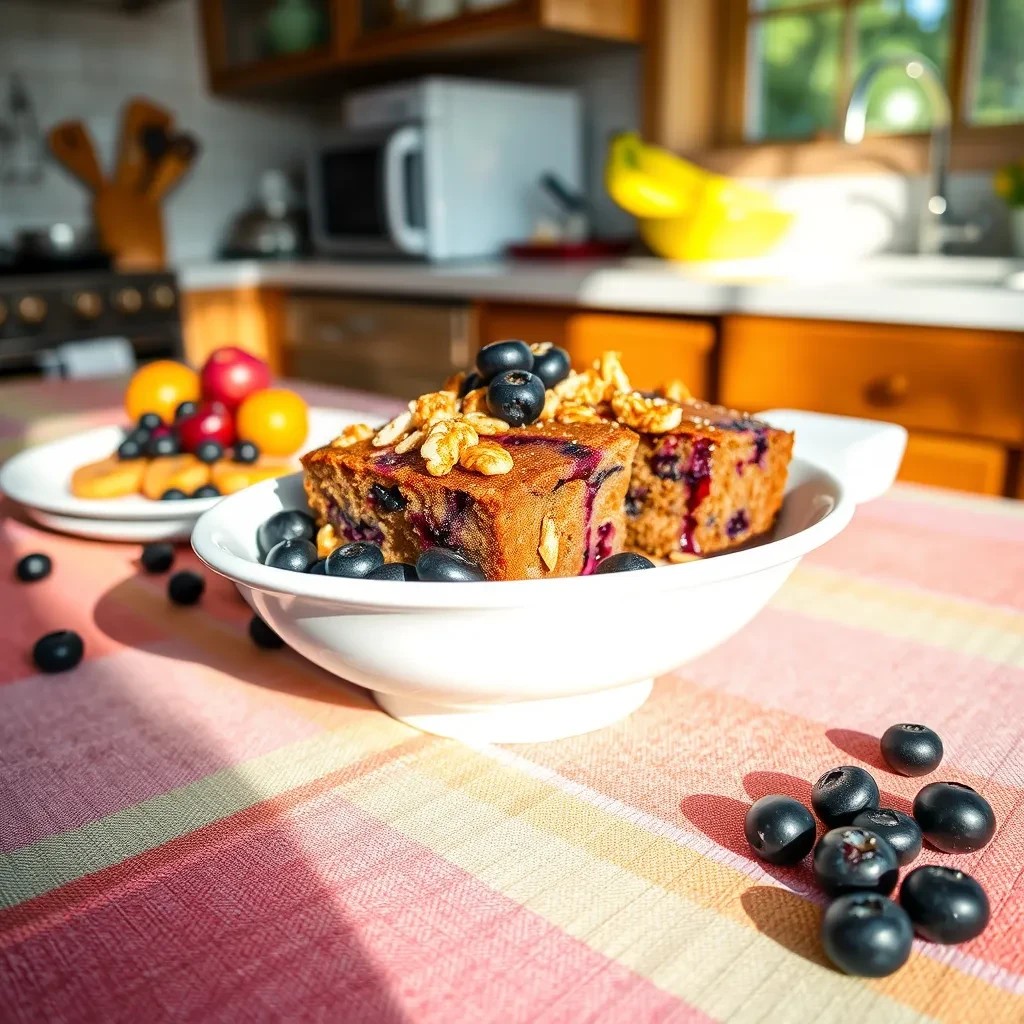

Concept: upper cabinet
[[200, 0, 644, 96]]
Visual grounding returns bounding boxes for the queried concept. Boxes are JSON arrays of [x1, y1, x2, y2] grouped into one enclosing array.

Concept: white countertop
[[177, 255, 1024, 332]]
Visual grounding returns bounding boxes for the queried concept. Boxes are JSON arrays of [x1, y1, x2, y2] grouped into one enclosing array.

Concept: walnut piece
[[373, 410, 412, 447], [459, 439, 513, 476], [538, 515, 558, 571], [411, 390, 458, 430], [459, 387, 490, 416], [421, 419, 479, 476], [553, 370, 606, 407], [611, 392, 683, 434], [538, 390, 560, 421], [330, 423, 373, 448], [554, 399, 603, 425], [462, 412, 510, 436], [394, 429, 424, 454], [316, 523, 341, 559], [598, 350, 632, 396], [662, 378, 692, 403], [442, 370, 466, 395]]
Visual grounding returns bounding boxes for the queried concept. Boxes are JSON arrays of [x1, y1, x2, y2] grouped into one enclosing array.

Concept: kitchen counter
[[178, 255, 1024, 332]]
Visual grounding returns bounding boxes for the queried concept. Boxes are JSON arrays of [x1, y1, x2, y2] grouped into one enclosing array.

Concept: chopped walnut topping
[[611, 392, 683, 434], [411, 390, 458, 430], [538, 515, 558, 571], [330, 423, 373, 448], [598, 350, 632, 395], [394, 429, 424, 454], [373, 410, 412, 447], [459, 386, 490, 416], [538, 390, 560, 421], [554, 399, 604, 425], [462, 412, 510, 436], [421, 418, 478, 476], [459, 439, 513, 476], [530, 341, 553, 356], [554, 369, 606, 407], [662, 378, 692, 403], [316, 523, 341, 559], [442, 370, 466, 394]]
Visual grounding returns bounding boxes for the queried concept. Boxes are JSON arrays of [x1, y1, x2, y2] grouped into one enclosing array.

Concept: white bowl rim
[[191, 459, 853, 611]]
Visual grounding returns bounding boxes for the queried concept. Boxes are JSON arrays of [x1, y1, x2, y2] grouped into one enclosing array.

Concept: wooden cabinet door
[[899, 433, 1008, 495], [477, 304, 715, 396], [180, 287, 284, 373]]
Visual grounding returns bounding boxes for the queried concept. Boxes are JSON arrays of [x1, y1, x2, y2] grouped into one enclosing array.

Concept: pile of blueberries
[[467, 339, 571, 427], [744, 723, 995, 977], [117, 407, 262, 501]]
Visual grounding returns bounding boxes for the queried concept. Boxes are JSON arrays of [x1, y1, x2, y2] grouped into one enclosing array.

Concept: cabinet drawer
[[478, 304, 715, 395], [899, 432, 1008, 495], [721, 316, 1024, 443]]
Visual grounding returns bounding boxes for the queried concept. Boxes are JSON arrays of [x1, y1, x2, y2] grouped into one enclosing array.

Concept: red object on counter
[[506, 239, 633, 260]]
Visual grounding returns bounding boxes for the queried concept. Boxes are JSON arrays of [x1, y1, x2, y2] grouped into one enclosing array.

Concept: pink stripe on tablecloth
[[1, 789, 699, 1024], [855, 493, 1024, 546]]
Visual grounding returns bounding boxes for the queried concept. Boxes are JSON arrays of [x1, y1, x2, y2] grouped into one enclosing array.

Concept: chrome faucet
[[843, 54, 982, 255]]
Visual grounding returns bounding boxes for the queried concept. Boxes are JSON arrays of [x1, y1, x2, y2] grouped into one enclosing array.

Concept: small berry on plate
[[32, 630, 84, 673], [174, 400, 198, 421], [141, 542, 174, 574], [595, 552, 655, 574], [308, 558, 327, 575], [168, 570, 205, 605], [117, 437, 144, 460], [899, 865, 989, 944], [880, 723, 943, 777], [821, 893, 913, 977], [811, 766, 880, 827], [257, 510, 316, 558], [813, 827, 899, 898], [147, 430, 180, 458], [195, 440, 224, 464], [325, 542, 385, 579], [476, 339, 533, 383], [16, 552, 52, 583], [416, 548, 485, 582], [913, 781, 996, 853], [487, 369, 546, 427], [233, 440, 260, 464], [161, 488, 188, 501], [193, 484, 221, 499], [530, 344, 571, 389], [852, 808, 922, 866], [265, 538, 317, 573], [138, 412, 163, 431], [744, 795, 817, 865], [249, 615, 284, 649], [366, 562, 418, 581]]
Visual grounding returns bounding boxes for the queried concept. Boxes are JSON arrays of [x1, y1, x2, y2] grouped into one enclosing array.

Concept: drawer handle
[[864, 373, 909, 408]]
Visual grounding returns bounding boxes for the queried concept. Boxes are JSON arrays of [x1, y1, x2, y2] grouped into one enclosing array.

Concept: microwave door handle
[[384, 126, 427, 256]]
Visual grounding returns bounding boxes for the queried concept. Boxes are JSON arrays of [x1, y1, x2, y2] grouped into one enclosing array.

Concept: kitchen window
[[734, 0, 1024, 143]]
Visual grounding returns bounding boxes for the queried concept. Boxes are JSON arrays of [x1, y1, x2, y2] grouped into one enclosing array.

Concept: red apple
[[200, 346, 271, 411], [176, 400, 236, 452]]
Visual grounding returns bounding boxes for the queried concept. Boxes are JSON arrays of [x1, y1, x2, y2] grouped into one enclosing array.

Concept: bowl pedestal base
[[374, 679, 654, 744]]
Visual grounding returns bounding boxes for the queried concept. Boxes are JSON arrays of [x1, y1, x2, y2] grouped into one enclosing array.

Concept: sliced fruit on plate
[[211, 458, 293, 495], [141, 454, 211, 501], [71, 455, 148, 499]]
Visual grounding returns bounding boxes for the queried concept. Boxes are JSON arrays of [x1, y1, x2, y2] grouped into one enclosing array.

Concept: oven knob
[[17, 295, 47, 325], [72, 290, 104, 320], [0, 298, 8, 327], [149, 283, 176, 311], [113, 286, 143, 314]]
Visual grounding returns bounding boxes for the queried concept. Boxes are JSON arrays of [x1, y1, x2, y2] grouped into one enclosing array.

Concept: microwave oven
[[308, 78, 581, 261]]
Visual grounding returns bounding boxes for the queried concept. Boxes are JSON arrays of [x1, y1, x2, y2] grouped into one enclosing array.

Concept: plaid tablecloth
[[1, 377, 1022, 1023]]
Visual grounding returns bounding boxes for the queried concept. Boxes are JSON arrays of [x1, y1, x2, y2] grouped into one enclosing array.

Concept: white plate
[[192, 410, 907, 743], [0, 407, 369, 542]]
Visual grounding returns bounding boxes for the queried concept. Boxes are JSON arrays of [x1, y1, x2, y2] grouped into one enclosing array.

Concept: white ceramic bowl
[[0, 407, 367, 542], [192, 411, 906, 743]]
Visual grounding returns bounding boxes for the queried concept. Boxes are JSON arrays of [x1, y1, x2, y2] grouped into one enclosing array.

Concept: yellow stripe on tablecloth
[[338, 743, 1018, 1024], [772, 565, 1024, 667], [0, 720, 411, 911]]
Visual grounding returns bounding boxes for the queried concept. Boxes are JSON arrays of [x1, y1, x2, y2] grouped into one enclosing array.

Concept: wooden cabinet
[[201, 0, 644, 96], [180, 287, 284, 372], [899, 433, 1009, 496], [477, 303, 715, 395]]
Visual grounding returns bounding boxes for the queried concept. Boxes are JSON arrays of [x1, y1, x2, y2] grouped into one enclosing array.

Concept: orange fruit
[[125, 360, 200, 425], [236, 388, 309, 457]]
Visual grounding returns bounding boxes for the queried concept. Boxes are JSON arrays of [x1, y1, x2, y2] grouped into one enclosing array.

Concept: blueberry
[[530, 344, 571, 389], [458, 371, 482, 397], [117, 437, 144, 460], [852, 808, 922, 866], [899, 865, 989, 944], [138, 412, 163, 430], [325, 541, 384, 579], [486, 369, 546, 428], [234, 441, 260, 464], [416, 548, 485, 582], [744, 795, 817, 865], [249, 615, 284, 650], [370, 483, 406, 513], [140, 542, 175, 574], [811, 766, 880, 827], [147, 432, 180, 458], [821, 894, 913, 977], [174, 401, 198, 421], [308, 558, 327, 575], [265, 538, 317, 573], [366, 562, 418, 581], [476, 339, 533, 382], [195, 440, 224, 464], [257, 510, 316, 558], [880, 723, 943, 777], [161, 488, 188, 501], [193, 484, 221, 499], [125, 425, 151, 447], [813, 827, 900, 898], [168, 570, 205, 605], [32, 630, 84, 673], [595, 552, 655, 574], [15, 552, 51, 583], [913, 781, 996, 853]]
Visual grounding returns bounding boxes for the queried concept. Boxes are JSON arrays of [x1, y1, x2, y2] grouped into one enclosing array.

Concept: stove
[[0, 267, 182, 378]]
